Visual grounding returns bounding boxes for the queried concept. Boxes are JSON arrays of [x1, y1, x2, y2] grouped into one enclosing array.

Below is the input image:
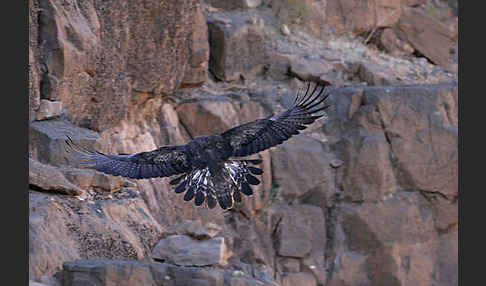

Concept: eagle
[[66, 81, 331, 210]]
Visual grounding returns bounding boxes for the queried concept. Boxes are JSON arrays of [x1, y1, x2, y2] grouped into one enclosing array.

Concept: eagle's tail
[[169, 159, 263, 210]]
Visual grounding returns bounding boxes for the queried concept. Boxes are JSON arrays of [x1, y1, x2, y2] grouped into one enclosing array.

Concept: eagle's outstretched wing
[[221, 81, 331, 157], [65, 137, 191, 179]]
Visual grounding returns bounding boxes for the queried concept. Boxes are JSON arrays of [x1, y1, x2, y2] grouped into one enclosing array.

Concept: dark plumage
[[66, 81, 331, 209]]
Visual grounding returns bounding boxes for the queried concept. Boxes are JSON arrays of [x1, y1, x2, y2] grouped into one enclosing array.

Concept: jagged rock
[[29, 159, 83, 196], [208, 0, 262, 10], [394, 7, 453, 66], [29, 119, 100, 166], [152, 235, 231, 266], [29, 191, 162, 281], [207, 12, 266, 81]]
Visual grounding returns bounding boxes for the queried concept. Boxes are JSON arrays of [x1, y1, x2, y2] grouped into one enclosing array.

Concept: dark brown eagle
[[66, 81, 331, 210]]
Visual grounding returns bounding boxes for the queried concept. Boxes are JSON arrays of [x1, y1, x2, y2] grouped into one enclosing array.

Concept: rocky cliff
[[29, 0, 458, 285]]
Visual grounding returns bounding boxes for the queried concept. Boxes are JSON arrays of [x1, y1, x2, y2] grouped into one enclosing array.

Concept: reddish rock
[[207, 12, 266, 81], [326, 0, 402, 35], [270, 136, 334, 205], [29, 158, 83, 196], [37, 0, 208, 131], [394, 7, 453, 66], [341, 134, 397, 203], [272, 205, 326, 260], [369, 84, 458, 198], [379, 28, 414, 57]]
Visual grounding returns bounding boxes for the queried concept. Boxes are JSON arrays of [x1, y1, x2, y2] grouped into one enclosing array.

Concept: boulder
[[29, 119, 100, 166], [207, 12, 266, 81], [379, 28, 414, 57], [152, 235, 231, 266], [29, 158, 83, 196], [394, 7, 453, 66]]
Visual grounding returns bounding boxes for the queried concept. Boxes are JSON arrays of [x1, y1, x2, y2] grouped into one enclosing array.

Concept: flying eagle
[[66, 81, 331, 210]]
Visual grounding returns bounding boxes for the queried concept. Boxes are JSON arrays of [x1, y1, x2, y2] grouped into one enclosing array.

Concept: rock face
[[29, 1, 458, 285], [207, 12, 266, 81], [34, 0, 208, 131]]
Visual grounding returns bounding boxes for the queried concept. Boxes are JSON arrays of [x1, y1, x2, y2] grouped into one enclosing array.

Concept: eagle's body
[[67, 81, 332, 209]]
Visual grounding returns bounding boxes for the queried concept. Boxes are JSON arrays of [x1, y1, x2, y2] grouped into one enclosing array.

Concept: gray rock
[[152, 235, 230, 266], [29, 119, 100, 166]]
